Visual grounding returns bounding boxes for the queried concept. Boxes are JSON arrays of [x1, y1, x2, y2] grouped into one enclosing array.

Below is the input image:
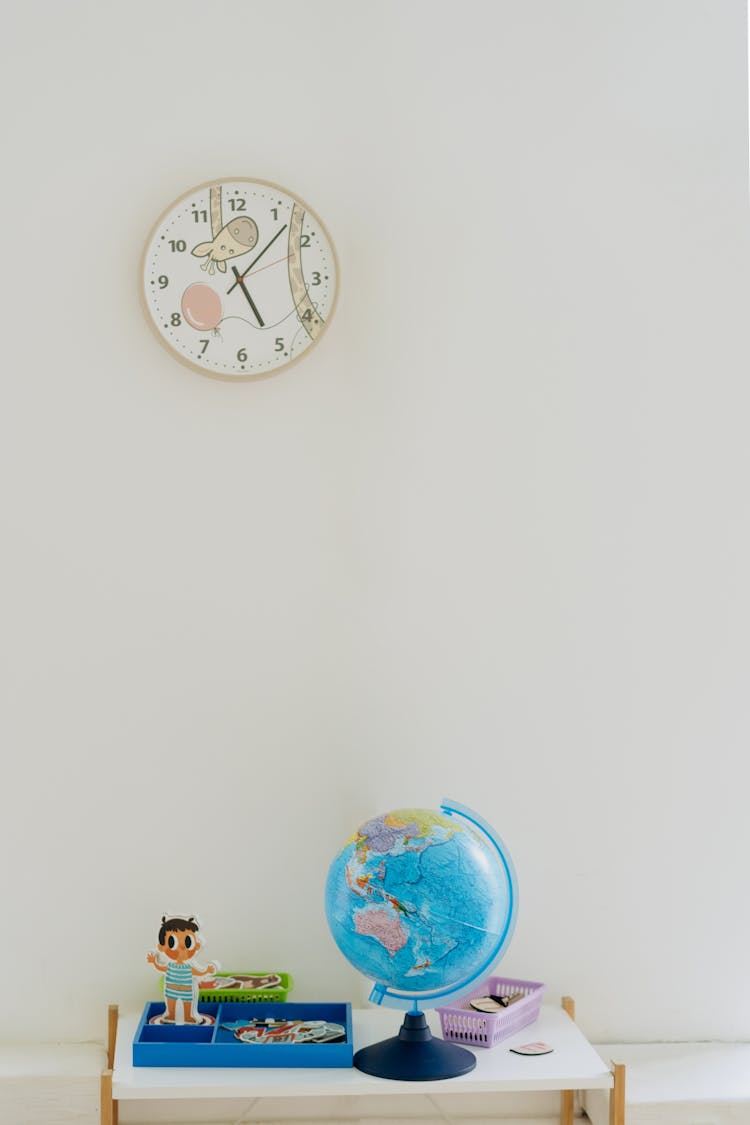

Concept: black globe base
[[353, 1011, 476, 1081]]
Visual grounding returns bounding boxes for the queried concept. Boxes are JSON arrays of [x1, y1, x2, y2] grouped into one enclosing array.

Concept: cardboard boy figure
[[147, 914, 218, 1025]]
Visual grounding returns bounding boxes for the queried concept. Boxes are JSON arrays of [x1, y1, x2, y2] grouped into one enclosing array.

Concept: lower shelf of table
[[112, 1004, 614, 1100]]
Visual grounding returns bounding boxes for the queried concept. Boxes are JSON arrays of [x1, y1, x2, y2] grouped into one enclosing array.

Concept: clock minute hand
[[227, 224, 288, 295], [231, 267, 265, 326]]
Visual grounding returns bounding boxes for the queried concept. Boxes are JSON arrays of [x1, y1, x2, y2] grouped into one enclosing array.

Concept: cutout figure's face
[[160, 929, 200, 962]]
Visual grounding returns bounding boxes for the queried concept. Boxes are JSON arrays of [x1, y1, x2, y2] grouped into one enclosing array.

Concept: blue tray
[[132, 1001, 353, 1068]]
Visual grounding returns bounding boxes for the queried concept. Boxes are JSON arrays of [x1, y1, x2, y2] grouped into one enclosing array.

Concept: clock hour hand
[[227, 224, 288, 295], [231, 267, 265, 327]]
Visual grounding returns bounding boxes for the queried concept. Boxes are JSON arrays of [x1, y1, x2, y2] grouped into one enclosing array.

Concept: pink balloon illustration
[[181, 283, 223, 331]]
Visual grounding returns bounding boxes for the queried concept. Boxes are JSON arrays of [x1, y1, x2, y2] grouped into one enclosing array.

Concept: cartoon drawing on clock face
[[191, 216, 259, 275], [287, 203, 324, 342], [190, 185, 258, 276], [181, 283, 223, 333]]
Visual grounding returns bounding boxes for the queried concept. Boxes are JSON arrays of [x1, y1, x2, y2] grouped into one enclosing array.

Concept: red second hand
[[242, 254, 290, 281]]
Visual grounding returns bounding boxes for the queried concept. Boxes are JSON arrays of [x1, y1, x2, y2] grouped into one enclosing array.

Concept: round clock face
[[142, 178, 338, 379]]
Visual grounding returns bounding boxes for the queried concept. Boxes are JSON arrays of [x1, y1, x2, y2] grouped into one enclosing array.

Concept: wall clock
[[141, 178, 339, 380]]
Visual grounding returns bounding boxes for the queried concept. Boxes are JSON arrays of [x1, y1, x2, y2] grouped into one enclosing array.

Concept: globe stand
[[353, 1011, 476, 1081]]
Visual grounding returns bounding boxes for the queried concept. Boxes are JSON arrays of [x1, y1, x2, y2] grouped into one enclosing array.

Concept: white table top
[[113, 1005, 614, 1100]]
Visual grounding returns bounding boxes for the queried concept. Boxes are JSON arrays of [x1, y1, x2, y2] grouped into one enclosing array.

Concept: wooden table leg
[[102, 1004, 119, 1125], [560, 996, 575, 1125], [561, 1086, 575, 1125], [107, 1005, 118, 1069], [609, 1061, 625, 1125], [100, 1070, 115, 1125]]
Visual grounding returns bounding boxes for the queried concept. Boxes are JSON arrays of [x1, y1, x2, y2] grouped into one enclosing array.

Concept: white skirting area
[[583, 1042, 750, 1125], [0, 1044, 104, 1125]]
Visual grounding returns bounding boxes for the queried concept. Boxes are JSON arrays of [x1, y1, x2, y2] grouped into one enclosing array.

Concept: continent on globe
[[353, 905, 408, 954]]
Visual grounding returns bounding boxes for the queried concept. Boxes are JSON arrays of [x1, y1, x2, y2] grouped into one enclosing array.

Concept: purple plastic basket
[[437, 976, 545, 1049]]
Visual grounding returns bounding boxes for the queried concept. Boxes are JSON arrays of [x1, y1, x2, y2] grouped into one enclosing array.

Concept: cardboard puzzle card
[[146, 912, 219, 1026]]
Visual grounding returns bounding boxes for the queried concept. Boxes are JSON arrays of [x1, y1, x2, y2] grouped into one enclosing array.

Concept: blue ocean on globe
[[325, 802, 517, 1008]]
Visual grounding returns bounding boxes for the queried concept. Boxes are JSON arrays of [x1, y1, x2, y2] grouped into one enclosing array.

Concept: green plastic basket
[[195, 971, 292, 1004]]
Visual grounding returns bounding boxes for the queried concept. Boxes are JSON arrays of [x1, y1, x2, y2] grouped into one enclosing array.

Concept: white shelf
[[112, 1004, 614, 1101]]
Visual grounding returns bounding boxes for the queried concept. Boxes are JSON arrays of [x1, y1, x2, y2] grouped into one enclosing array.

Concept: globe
[[325, 798, 518, 1080]]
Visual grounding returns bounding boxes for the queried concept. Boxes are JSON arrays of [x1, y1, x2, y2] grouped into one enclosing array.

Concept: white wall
[[1, 0, 749, 1049]]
